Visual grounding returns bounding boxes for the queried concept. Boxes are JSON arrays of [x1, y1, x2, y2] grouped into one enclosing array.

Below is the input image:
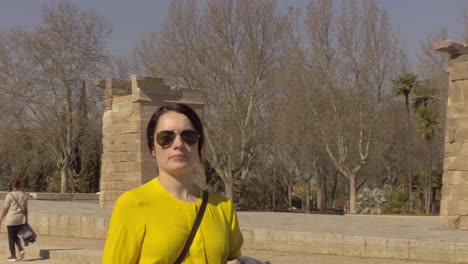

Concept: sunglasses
[[156, 129, 200, 147]]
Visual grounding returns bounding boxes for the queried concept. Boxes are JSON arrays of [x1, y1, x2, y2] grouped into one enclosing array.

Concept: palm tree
[[393, 72, 418, 213], [412, 81, 441, 214], [414, 104, 441, 214]]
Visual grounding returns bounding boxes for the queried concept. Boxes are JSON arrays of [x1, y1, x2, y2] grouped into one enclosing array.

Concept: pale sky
[[0, 0, 466, 63]]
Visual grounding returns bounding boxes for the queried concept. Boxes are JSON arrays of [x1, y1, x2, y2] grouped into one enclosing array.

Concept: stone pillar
[[434, 41, 468, 229], [96, 75, 205, 209]]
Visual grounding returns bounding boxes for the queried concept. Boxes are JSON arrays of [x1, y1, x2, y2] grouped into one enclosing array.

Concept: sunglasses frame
[[155, 129, 200, 147]]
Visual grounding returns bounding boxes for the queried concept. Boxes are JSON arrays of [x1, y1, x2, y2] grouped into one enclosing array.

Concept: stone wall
[[434, 41, 468, 229], [96, 75, 205, 209]]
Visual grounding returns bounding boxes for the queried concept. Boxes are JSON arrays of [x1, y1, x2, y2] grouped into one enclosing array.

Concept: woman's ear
[[151, 149, 156, 158]]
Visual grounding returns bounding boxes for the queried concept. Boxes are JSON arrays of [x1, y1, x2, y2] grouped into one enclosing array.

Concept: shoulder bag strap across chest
[[174, 190, 209, 264]]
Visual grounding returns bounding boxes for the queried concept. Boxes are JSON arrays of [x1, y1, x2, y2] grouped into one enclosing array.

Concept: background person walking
[[0, 179, 27, 262]]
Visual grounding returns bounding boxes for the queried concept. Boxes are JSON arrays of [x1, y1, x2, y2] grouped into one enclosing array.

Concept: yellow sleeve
[[102, 192, 146, 264], [228, 200, 243, 259]]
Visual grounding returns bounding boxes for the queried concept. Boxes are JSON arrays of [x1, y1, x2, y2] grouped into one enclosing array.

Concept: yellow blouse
[[102, 178, 243, 264]]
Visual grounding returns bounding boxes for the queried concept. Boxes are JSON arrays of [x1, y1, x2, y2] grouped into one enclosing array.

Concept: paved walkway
[[28, 201, 468, 243], [237, 212, 468, 243]]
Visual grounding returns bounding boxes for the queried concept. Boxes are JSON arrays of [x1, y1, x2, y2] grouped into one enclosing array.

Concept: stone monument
[[95, 75, 205, 209], [435, 40, 468, 229]]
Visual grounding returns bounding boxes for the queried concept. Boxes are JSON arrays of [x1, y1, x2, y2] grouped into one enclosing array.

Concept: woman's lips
[[169, 154, 186, 160]]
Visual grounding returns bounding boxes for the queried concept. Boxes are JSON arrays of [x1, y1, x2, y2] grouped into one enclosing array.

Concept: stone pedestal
[[95, 75, 205, 209], [434, 41, 468, 229]]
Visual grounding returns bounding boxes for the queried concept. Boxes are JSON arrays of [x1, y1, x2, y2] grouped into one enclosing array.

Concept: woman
[[0, 179, 27, 262], [103, 103, 244, 264]]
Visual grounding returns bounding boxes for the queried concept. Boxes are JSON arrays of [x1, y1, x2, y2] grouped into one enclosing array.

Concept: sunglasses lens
[[181, 130, 199, 145], [156, 131, 176, 146]]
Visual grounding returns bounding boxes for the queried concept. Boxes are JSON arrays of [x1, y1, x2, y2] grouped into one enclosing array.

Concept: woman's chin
[[165, 163, 193, 175]]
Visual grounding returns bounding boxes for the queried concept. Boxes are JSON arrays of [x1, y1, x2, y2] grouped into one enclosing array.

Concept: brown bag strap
[[174, 190, 209, 264]]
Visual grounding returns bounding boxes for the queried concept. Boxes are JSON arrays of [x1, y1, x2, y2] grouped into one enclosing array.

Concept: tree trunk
[[405, 95, 414, 213], [60, 159, 68, 193], [224, 176, 234, 202], [272, 185, 276, 212], [349, 176, 357, 214], [287, 185, 292, 209], [272, 168, 276, 211], [317, 188, 322, 211], [425, 141, 433, 214], [330, 172, 338, 208], [306, 181, 311, 213], [319, 172, 327, 211]]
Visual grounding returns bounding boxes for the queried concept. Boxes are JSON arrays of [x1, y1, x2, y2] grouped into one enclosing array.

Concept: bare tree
[[294, 0, 402, 213], [140, 0, 287, 201], [0, 0, 111, 193]]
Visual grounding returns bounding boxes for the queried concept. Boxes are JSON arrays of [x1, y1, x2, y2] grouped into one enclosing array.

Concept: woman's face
[[153, 111, 199, 176]]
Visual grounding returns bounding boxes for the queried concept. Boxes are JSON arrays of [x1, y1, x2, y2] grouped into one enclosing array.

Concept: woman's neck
[[157, 171, 198, 202]]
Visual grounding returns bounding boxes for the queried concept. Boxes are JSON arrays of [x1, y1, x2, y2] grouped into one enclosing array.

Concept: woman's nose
[[172, 134, 184, 148]]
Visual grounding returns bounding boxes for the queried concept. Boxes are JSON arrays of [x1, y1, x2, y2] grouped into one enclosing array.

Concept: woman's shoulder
[[115, 179, 158, 206], [207, 192, 235, 209]]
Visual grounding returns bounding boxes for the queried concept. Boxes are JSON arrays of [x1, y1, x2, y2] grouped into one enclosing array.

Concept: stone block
[[449, 54, 468, 67], [447, 82, 464, 104], [112, 95, 133, 105], [241, 229, 254, 240], [104, 98, 112, 110], [123, 162, 139, 173], [454, 128, 468, 143], [409, 240, 432, 261], [29, 193, 73, 200], [71, 193, 99, 200], [461, 216, 468, 229], [450, 62, 468, 81], [440, 198, 462, 215], [119, 143, 140, 153], [448, 116, 468, 131], [460, 172, 468, 184], [444, 142, 463, 157], [268, 230, 288, 241], [286, 231, 306, 242], [121, 152, 139, 162], [365, 237, 387, 258], [321, 234, 344, 255], [444, 157, 468, 171], [440, 215, 461, 229], [69, 215, 81, 238], [123, 172, 143, 183], [387, 238, 409, 260], [244, 240, 285, 251], [455, 242, 468, 263], [110, 111, 134, 123], [342, 235, 365, 257], [459, 200, 468, 215], [253, 229, 269, 241], [94, 217, 109, 239], [111, 122, 139, 135], [102, 112, 112, 125], [287, 241, 317, 254], [409, 240, 456, 263], [433, 40, 468, 56], [36, 214, 50, 236], [268, 240, 288, 251], [80, 216, 95, 239], [49, 215, 70, 237], [449, 185, 468, 199], [443, 171, 461, 185]]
